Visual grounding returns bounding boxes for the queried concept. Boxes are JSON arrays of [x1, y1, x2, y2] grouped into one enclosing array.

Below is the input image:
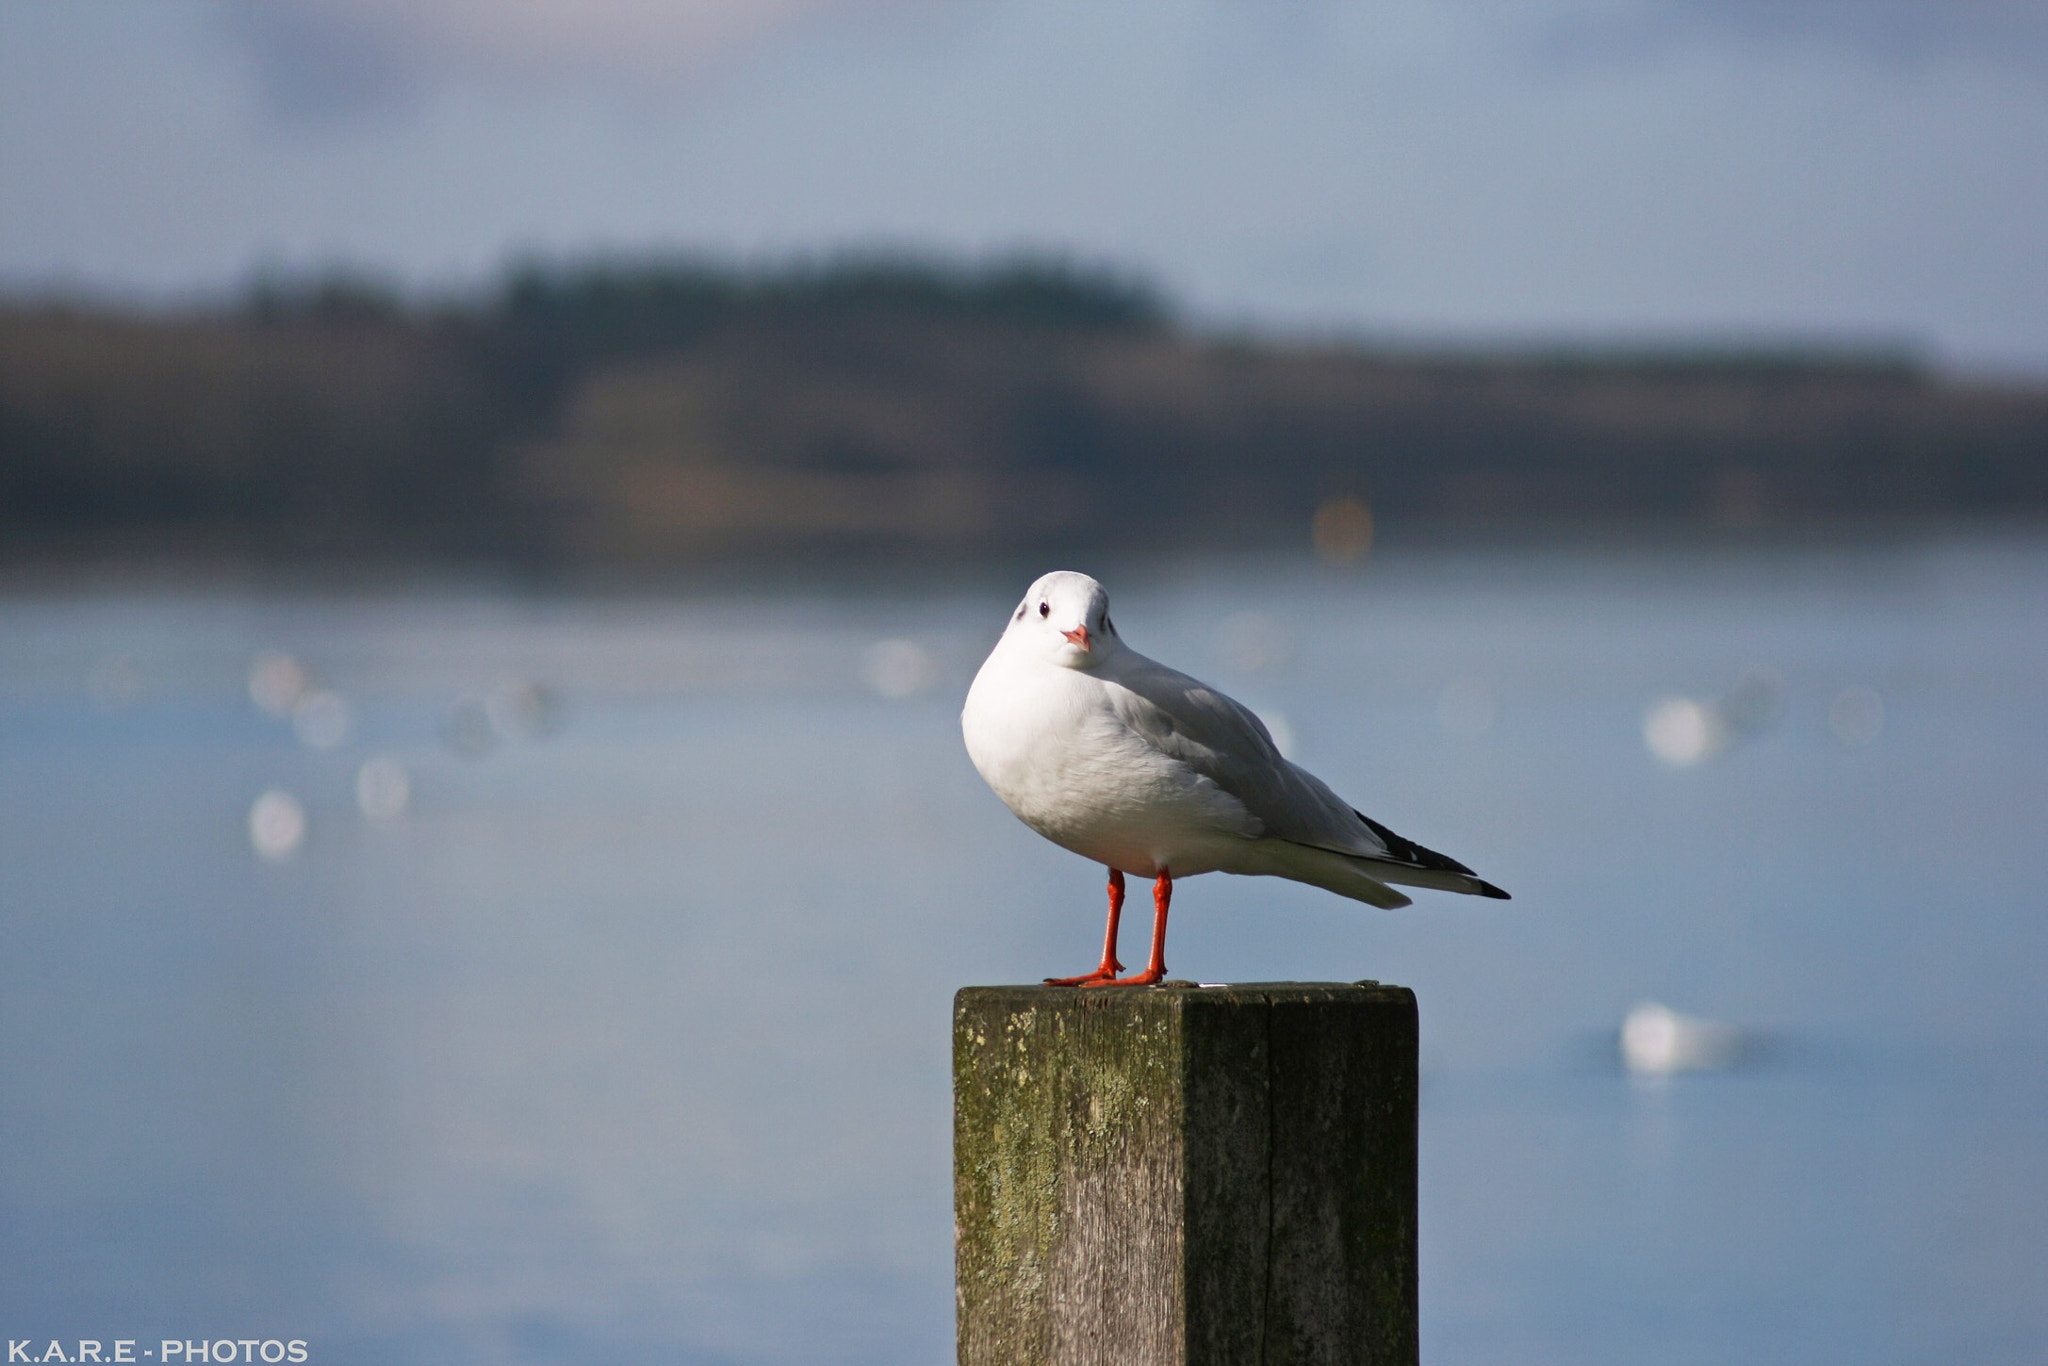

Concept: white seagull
[[962, 570, 1508, 986]]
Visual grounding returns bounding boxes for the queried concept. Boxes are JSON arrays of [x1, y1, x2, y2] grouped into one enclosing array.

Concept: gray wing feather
[[1102, 655, 1394, 860]]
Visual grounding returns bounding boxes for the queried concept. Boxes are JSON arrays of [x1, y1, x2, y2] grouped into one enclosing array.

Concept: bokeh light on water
[[291, 689, 354, 750], [355, 755, 412, 823], [247, 788, 307, 861], [249, 651, 309, 717], [1620, 1000, 1744, 1078], [862, 638, 939, 698], [1642, 671, 1783, 768]]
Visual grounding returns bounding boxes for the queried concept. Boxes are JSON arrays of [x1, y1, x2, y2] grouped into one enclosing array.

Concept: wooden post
[[953, 982, 1418, 1366]]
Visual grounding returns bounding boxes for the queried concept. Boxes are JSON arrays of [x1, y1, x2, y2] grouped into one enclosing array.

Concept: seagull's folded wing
[[1102, 656, 1395, 860], [1101, 653, 1506, 902]]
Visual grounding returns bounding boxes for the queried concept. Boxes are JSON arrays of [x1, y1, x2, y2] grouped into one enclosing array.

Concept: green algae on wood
[[954, 983, 1418, 1366]]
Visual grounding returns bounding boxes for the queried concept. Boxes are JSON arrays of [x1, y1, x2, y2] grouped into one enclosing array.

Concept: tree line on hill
[[3, 255, 2044, 569]]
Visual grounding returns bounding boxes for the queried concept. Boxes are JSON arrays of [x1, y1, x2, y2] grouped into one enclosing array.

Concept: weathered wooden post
[[954, 982, 1418, 1366]]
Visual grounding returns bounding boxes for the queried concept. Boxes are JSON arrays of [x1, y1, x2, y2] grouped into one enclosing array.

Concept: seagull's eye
[[1038, 602, 1050, 619]]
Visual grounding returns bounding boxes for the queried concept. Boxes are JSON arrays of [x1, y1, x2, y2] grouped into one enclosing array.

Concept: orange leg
[[1093, 870, 1171, 988], [1046, 869, 1127, 986]]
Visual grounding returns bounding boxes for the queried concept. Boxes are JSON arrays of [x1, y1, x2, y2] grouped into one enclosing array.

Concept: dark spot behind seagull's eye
[[1039, 602, 1050, 618]]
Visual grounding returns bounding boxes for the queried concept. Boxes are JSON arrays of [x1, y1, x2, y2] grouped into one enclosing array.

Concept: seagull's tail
[[1358, 861, 1512, 899], [1238, 839, 1415, 910]]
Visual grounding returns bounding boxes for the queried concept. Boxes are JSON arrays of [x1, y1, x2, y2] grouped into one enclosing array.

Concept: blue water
[[2, 535, 2044, 1364]]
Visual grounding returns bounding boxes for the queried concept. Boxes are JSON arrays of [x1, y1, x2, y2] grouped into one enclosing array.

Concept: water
[[2, 536, 2044, 1364]]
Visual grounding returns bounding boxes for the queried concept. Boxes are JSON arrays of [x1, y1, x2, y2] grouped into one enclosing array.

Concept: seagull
[[962, 570, 1508, 986]]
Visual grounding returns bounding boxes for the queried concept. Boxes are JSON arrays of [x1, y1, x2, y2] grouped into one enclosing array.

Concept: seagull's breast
[[962, 652, 1257, 876]]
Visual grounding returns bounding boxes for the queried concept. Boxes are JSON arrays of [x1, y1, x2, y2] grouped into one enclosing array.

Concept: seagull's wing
[[1101, 654, 1384, 855], [1102, 652, 1508, 899]]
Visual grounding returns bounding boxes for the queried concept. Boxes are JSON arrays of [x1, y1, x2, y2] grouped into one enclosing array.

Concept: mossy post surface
[[953, 983, 1418, 1366]]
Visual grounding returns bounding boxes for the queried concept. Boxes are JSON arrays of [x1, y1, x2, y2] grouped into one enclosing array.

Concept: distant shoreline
[[7, 256, 2046, 572]]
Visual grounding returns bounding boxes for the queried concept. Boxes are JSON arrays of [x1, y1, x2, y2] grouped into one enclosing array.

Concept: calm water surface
[[2, 536, 2044, 1364]]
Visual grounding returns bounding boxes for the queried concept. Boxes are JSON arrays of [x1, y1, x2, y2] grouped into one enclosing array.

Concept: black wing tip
[[1353, 809, 1478, 877]]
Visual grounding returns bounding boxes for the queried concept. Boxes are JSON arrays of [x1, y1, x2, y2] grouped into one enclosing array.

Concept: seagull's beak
[[1061, 625, 1093, 652]]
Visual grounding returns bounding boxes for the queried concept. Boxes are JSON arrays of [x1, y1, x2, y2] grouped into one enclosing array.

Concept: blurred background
[[2, 2, 2045, 1363]]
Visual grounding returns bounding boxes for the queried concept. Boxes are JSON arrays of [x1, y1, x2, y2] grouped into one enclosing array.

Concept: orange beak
[[1062, 625, 1093, 652]]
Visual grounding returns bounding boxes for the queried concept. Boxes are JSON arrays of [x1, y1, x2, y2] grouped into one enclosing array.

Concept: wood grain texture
[[954, 983, 1417, 1366]]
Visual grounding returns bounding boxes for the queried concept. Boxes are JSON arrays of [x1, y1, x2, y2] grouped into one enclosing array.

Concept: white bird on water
[[962, 571, 1509, 986]]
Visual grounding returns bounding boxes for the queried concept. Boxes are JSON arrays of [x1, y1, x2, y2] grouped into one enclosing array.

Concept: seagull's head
[[1006, 571, 1120, 669]]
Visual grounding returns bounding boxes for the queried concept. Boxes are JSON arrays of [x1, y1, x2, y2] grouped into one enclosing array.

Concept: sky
[[4, 0, 2047, 373]]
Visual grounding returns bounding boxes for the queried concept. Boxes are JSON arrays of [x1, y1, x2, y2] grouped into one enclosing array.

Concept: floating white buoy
[[1643, 697, 1724, 767], [1643, 672, 1781, 768], [248, 789, 307, 862], [1620, 1000, 1742, 1077]]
